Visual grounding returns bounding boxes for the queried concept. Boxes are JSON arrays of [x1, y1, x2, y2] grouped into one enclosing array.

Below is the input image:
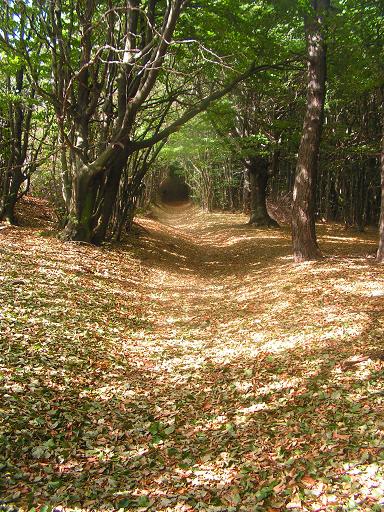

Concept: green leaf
[[117, 498, 132, 508], [137, 495, 151, 507], [164, 424, 176, 435], [31, 446, 46, 459], [148, 421, 161, 435], [44, 438, 55, 449], [48, 480, 61, 489], [255, 484, 274, 502]]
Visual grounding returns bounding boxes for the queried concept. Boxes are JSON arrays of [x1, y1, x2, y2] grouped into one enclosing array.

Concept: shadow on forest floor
[[0, 199, 383, 511]]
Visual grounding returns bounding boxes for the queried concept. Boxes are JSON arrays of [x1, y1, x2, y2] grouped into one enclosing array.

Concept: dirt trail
[[130, 202, 382, 359], [141, 202, 291, 271], [130, 202, 293, 353], [1, 199, 384, 511]]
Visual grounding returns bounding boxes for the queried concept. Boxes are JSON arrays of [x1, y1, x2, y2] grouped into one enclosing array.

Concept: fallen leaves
[[1, 201, 384, 511]]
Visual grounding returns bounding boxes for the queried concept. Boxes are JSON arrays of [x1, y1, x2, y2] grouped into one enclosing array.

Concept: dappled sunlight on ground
[[0, 199, 383, 511]]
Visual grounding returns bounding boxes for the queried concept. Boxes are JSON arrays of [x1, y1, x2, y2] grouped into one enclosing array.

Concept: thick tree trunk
[[92, 169, 123, 244], [62, 146, 130, 244], [62, 171, 100, 242], [292, 0, 329, 262], [92, 147, 130, 244], [377, 124, 384, 263], [247, 156, 279, 227]]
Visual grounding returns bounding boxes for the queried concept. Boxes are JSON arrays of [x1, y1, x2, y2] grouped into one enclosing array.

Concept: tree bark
[[247, 156, 279, 227], [0, 67, 33, 224], [377, 120, 384, 263], [62, 170, 100, 242], [92, 146, 131, 244], [242, 167, 250, 213], [0, 169, 24, 224], [292, 0, 329, 262]]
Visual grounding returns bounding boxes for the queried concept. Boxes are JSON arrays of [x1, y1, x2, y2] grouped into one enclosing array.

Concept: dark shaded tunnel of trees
[[159, 174, 190, 204]]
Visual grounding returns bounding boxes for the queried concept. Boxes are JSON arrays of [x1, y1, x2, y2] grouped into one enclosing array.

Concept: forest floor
[[1, 198, 384, 512]]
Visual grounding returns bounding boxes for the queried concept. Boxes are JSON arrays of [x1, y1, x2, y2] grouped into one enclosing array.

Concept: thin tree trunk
[[342, 171, 352, 229], [243, 167, 250, 213], [60, 135, 72, 210], [292, 0, 329, 262], [0, 65, 32, 224], [324, 166, 332, 221], [377, 121, 384, 263], [357, 164, 366, 232]]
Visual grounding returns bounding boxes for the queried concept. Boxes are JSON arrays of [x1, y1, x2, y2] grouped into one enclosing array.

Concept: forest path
[[1, 198, 384, 511], [132, 201, 382, 357], [132, 202, 294, 351]]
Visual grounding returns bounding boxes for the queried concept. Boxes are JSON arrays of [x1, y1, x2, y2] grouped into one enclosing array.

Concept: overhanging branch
[[130, 60, 297, 152]]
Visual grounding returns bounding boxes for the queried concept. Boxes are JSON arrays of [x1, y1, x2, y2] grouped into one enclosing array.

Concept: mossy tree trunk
[[92, 145, 130, 244], [62, 144, 130, 244], [63, 171, 100, 243]]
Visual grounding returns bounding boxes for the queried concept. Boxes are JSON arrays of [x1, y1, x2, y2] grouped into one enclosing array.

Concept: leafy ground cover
[[1, 198, 384, 512]]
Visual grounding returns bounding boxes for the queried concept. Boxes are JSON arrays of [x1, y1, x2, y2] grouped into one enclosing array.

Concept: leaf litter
[[0, 199, 383, 511]]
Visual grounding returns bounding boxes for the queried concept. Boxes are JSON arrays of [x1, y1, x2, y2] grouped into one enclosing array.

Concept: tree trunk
[[324, 166, 332, 221], [243, 167, 250, 213], [292, 0, 329, 262], [377, 121, 384, 263], [62, 170, 100, 242], [0, 64, 32, 225], [61, 144, 132, 244], [0, 169, 24, 224], [357, 164, 366, 232], [342, 170, 352, 229], [60, 136, 72, 210], [92, 147, 130, 244], [247, 156, 279, 227]]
